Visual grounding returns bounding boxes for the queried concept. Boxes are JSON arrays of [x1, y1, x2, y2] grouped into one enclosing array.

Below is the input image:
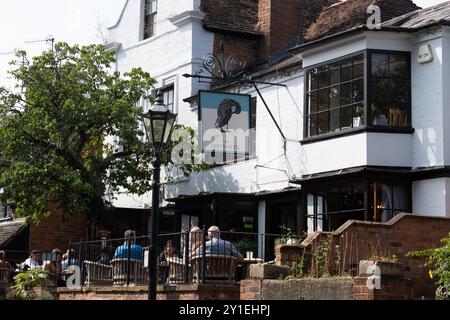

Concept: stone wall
[[241, 278, 354, 300], [241, 275, 413, 300]]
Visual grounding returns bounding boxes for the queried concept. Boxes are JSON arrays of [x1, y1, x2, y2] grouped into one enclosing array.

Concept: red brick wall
[[28, 207, 88, 253], [303, 214, 450, 299], [213, 34, 259, 72], [257, 0, 337, 64], [58, 284, 240, 300], [353, 276, 413, 300]]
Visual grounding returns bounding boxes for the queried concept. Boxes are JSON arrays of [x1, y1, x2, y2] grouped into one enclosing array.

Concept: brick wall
[[28, 205, 88, 253], [353, 276, 413, 300], [302, 213, 450, 299], [257, 0, 337, 64], [213, 33, 259, 71], [58, 284, 240, 300]]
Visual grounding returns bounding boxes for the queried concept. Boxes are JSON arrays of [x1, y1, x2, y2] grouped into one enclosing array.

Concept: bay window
[[305, 50, 411, 139]]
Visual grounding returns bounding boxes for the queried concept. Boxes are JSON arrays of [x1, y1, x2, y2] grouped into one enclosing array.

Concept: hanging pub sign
[[199, 90, 251, 162]]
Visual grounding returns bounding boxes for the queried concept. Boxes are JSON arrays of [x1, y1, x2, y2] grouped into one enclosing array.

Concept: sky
[[0, 0, 445, 87]]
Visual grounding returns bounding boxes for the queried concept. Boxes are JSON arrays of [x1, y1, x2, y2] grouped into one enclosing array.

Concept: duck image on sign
[[199, 91, 251, 155]]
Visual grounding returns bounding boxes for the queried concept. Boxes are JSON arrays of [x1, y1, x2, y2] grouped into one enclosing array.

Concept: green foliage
[[0, 42, 204, 223], [313, 234, 332, 278], [11, 269, 54, 300], [407, 233, 450, 299], [367, 254, 398, 263], [290, 256, 306, 279], [275, 226, 302, 245], [233, 237, 258, 256]]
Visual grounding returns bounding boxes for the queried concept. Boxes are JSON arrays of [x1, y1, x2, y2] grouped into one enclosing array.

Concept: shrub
[[407, 233, 450, 300], [11, 269, 54, 300]]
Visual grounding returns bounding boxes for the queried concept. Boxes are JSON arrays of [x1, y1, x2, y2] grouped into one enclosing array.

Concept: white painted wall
[[165, 70, 305, 198], [411, 30, 445, 168], [366, 133, 412, 167], [109, 0, 450, 220], [412, 178, 450, 218], [109, 0, 213, 208], [300, 134, 367, 175]]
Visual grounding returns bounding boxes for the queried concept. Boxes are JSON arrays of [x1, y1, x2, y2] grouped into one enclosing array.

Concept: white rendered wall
[[366, 133, 412, 167], [411, 30, 445, 168], [109, 0, 213, 208], [165, 70, 305, 198], [412, 178, 450, 218]]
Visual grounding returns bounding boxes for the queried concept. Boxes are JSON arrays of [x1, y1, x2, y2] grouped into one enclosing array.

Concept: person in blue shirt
[[114, 230, 142, 260], [194, 226, 243, 263]]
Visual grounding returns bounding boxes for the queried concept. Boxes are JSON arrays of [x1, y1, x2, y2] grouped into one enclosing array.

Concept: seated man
[[21, 250, 41, 271], [113, 230, 142, 260], [194, 226, 243, 263]]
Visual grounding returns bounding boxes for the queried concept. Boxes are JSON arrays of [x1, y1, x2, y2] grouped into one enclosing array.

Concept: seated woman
[[43, 248, 65, 287], [158, 240, 182, 264], [0, 251, 14, 272], [189, 226, 202, 260]]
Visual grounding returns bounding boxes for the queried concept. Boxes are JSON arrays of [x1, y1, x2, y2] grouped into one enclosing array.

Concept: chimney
[[257, 0, 338, 64]]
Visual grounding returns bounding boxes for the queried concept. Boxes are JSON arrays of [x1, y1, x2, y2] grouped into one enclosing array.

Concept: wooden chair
[[389, 108, 406, 126], [83, 261, 113, 286], [166, 257, 187, 284], [191, 255, 237, 284], [0, 268, 12, 285], [110, 259, 148, 286]]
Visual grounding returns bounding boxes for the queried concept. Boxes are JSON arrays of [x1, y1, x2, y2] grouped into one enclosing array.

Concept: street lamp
[[142, 89, 177, 300]]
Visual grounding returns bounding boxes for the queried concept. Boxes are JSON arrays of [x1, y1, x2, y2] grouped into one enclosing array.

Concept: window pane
[[308, 115, 317, 136], [393, 185, 407, 210], [372, 78, 390, 102], [353, 56, 364, 78], [318, 65, 329, 88], [353, 104, 364, 127], [352, 79, 364, 103], [388, 105, 407, 127], [391, 79, 408, 105], [340, 82, 352, 106], [308, 93, 318, 114], [318, 111, 329, 134], [330, 86, 340, 109], [371, 102, 388, 125], [318, 88, 329, 112], [341, 106, 352, 129], [371, 53, 389, 77], [341, 60, 352, 82], [309, 69, 318, 91], [330, 108, 340, 132], [330, 63, 340, 85], [390, 54, 408, 78]]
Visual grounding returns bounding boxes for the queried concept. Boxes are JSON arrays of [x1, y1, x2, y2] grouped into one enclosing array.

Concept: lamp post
[[142, 90, 177, 300]]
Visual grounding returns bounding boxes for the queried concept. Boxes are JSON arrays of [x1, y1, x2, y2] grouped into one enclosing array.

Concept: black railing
[[67, 230, 295, 288]]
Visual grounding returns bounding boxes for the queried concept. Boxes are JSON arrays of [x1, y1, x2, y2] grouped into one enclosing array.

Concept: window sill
[[300, 126, 414, 145]]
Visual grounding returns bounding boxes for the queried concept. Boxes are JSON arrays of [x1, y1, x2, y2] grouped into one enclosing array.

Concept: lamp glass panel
[[152, 118, 166, 144], [163, 117, 175, 143]]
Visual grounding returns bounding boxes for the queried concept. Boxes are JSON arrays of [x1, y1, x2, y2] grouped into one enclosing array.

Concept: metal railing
[[67, 230, 295, 288]]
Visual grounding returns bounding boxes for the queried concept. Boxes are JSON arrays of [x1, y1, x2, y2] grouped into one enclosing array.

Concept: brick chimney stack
[[257, 0, 338, 64]]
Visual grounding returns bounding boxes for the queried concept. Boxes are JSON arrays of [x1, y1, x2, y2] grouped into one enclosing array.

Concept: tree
[[0, 42, 202, 226]]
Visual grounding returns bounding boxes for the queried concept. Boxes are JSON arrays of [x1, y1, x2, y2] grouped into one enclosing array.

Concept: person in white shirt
[[21, 250, 41, 271]]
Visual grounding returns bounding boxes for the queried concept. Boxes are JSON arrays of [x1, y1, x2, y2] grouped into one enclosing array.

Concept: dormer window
[[144, 0, 157, 40]]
